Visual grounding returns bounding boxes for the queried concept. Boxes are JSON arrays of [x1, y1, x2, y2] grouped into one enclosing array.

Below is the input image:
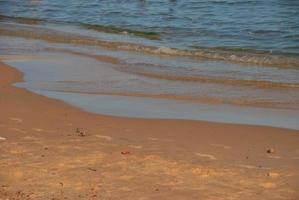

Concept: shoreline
[[4, 49, 298, 130], [1, 60, 299, 199], [1, 21, 299, 68], [1, 34, 299, 117]]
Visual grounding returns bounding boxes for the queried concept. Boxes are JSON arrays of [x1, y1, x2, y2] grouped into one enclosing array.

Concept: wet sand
[[0, 60, 299, 199]]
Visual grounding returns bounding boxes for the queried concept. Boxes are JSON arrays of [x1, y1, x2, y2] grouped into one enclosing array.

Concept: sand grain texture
[[0, 61, 299, 199]]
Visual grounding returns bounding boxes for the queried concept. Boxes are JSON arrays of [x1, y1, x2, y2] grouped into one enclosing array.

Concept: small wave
[[82, 24, 161, 40], [283, 34, 299, 41], [115, 64, 299, 89], [38, 47, 299, 90], [1, 22, 299, 68], [211, 0, 256, 5], [0, 14, 161, 40], [248, 30, 286, 36], [0, 15, 45, 25]]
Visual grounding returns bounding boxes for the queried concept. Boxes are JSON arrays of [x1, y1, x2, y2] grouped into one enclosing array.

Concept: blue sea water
[[1, 0, 299, 55]]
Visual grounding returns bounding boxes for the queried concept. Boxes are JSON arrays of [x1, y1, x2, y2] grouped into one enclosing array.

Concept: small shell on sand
[[0, 136, 7, 141], [95, 135, 113, 141], [128, 145, 142, 149], [195, 153, 216, 160], [267, 172, 280, 178]]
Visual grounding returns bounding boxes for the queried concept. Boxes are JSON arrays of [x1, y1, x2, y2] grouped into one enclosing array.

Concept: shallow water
[[3, 42, 299, 110], [2, 45, 299, 130], [30, 90, 299, 130]]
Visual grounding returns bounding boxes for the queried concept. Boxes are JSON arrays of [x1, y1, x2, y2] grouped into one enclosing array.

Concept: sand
[[0, 60, 299, 200]]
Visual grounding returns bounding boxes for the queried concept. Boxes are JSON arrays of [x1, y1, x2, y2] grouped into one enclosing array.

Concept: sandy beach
[[1, 59, 299, 199], [1, 1, 299, 199]]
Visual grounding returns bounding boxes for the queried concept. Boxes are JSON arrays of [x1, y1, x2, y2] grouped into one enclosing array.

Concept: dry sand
[[0, 61, 299, 199]]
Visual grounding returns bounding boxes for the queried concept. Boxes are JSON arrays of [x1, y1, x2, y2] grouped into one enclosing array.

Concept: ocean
[[0, 0, 299, 129]]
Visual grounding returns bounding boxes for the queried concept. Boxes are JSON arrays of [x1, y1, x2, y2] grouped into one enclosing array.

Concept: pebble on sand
[[76, 128, 86, 137], [267, 148, 275, 154], [121, 151, 131, 155]]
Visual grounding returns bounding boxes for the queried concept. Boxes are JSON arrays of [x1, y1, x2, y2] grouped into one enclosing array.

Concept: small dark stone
[[121, 151, 131, 155], [79, 132, 86, 137], [267, 148, 275, 154], [1, 185, 9, 187]]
